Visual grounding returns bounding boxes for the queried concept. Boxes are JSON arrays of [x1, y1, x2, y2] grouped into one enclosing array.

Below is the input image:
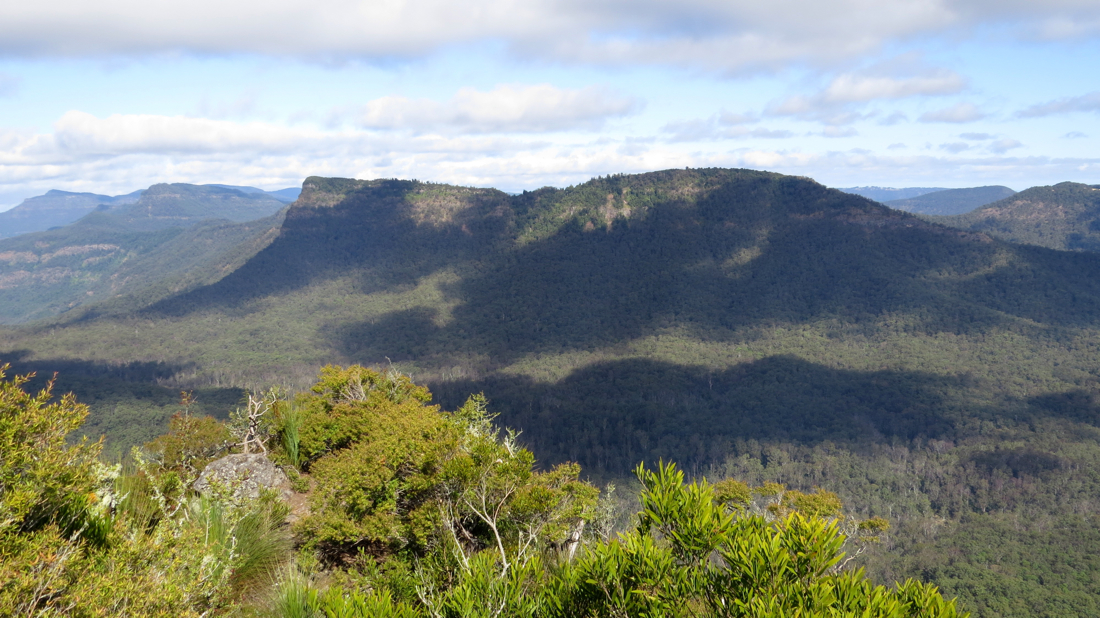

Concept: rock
[[194, 453, 292, 501]]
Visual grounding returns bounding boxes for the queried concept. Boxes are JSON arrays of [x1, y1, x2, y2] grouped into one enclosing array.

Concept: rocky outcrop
[[194, 453, 292, 501]]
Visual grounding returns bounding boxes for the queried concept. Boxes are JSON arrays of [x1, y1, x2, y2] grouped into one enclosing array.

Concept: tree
[[549, 461, 967, 618]]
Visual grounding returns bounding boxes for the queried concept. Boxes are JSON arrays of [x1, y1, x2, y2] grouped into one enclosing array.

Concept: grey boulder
[[194, 453, 292, 501]]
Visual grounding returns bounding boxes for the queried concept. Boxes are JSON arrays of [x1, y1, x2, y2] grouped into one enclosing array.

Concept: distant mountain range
[[926, 182, 1100, 251], [0, 189, 144, 239], [884, 185, 1017, 216], [836, 186, 948, 202], [0, 183, 299, 239], [837, 185, 1017, 215], [0, 183, 289, 323]]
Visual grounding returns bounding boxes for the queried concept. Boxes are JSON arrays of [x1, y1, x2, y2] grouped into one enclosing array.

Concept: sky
[[1, 0, 1099, 209]]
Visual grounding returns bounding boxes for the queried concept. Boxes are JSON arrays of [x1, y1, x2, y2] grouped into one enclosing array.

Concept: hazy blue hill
[[0, 206, 285, 324], [885, 186, 1016, 215], [836, 186, 947, 201], [94, 183, 286, 231], [0, 189, 143, 238], [206, 184, 302, 203], [927, 182, 1100, 251], [264, 187, 302, 202]]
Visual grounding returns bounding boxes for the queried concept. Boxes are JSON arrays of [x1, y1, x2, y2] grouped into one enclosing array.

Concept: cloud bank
[[1, 1, 1099, 71]]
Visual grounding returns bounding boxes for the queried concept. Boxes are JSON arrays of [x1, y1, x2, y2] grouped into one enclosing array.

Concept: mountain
[[0, 189, 143, 238], [5, 168, 1100, 615], [885, 186, 1016, 215], [205, 184, 302, 203], [925, 182, 1100, 251], [0, 183, 289, 324], [836, 186, 947, 201], [91, 183, 286, 231]]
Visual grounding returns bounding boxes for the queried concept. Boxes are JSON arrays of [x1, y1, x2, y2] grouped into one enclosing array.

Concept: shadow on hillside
[[0, 350, 243, 456], [428, 355, 985, 475], [333, 216, 1100, 368], [132, 171, 1100, 365]]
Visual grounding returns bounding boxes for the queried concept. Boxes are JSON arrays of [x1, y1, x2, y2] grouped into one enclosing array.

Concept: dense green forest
[[1, 363, 966, 616], [4, 168, 1100, 615]]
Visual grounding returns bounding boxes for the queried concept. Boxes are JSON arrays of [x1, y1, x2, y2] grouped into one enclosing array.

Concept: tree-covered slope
[[885, 186, 1016, 215], [0, 208, 285, 324], [927, 182, 1100, 250]]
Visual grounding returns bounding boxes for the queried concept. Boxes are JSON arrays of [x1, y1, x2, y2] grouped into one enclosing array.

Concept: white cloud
[[355, 84, 638, 133], [0, 1, 1096, 72], [940, 142, 970, 153], [1, 108, 1095, 200], [766, 58, 965, 126], [820, 70, 964, 103], [1017, 91, 1100, 117], [919, 102, 987, 123], [959, 132, 993, 140]]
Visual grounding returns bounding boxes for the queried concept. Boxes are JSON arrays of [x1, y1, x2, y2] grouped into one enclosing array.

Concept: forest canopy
[[0, 364, 966, 617]]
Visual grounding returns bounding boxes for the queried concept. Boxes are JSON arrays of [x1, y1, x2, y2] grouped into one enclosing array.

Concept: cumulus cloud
[[354, 84, 638, 133], [0, 109, 682, 196], [819, 70, 964, 103], [959, 132, 993, 140], [940, 142, 970, 153], [1, 108, 1096, 201], [1017, 91, 1100, 117], [766, 57, 965, 125], [919, 102, 987, 123], [0, 1, 1097, 72]]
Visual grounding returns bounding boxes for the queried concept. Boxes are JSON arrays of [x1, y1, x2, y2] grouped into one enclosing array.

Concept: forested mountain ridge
[[927, 182, 1100, 250], [5, 168, 1100, 615], [92, 182, 286, 231]]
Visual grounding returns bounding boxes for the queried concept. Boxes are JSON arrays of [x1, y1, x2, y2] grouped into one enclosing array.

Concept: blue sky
[[0, 0, 1098, 209]]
